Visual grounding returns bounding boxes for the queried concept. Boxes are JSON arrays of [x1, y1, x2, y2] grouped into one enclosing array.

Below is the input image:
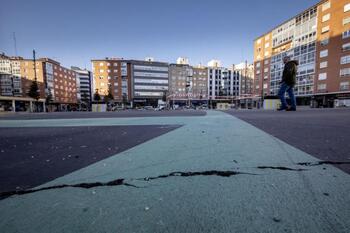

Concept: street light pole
[[33, 50, 37, 83], [33, 49, 39, 112]]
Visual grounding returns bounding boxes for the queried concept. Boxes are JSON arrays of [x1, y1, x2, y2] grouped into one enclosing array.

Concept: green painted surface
[[0, 111, 349, 233]]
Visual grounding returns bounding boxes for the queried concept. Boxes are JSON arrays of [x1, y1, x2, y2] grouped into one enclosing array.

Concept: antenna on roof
[[13, 32, 18, 56]]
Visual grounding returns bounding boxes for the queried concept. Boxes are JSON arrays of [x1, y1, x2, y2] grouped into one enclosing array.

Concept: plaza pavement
[[226, 108, 350, 174], [0, 110, 349, 233]]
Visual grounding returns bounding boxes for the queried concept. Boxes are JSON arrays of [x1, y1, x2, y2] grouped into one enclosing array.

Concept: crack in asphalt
[[297, 161, 350, 166], [1, 161, 347, 199], [0, 170, 253, 200], [138, 170, 255, 182], [0, 179, 139, 200], [256, 166, 306, 171]]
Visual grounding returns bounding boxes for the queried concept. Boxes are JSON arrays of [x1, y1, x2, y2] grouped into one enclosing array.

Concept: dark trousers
[[278, 82, 296, 109]]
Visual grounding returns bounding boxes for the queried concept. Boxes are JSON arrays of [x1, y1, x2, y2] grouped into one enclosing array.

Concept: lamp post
[[33, 50, 40, 112]]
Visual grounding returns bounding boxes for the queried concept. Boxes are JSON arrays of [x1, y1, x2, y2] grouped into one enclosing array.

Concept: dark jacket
[[282, 60, 299, 86]]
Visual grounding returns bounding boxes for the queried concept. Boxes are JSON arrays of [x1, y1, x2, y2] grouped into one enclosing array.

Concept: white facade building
[[71, 66, 93, 103], [208, 61, 239, 100], [0, 55, 22, 96]]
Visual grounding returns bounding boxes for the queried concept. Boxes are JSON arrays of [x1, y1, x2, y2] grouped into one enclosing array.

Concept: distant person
[[278, 56, 298, 111]]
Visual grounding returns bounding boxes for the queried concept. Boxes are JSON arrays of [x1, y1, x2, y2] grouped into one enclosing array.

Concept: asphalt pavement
[[226, 108, 350, 174], [0, 109, 206, 120], [0, 125, 181, 194]]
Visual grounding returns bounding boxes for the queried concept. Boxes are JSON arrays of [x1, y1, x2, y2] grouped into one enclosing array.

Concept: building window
[[342, 30, 350, 39], [264, 51, 269, 57], [342, 43, 350, 52], [345, 3, 350, 12], [340, 68, 350, 77], [99, 69, 104, 73], [343, 17, 350, 26], [257, 39, 261, 44], [321, 26, 330, 34], [99, 63, 103, 66], [264, 60, 269, 65], [322, 2, 331, 11], [256, 62, 261, 68], [318, 73, 327, 81], [322, 13, 330, 22], [265, 42, 270, 48], [320, 38, 329, 46], [341, 55, 350, 64], [264, 68, 269, 73], [318, 84, 327, 90], [320, 50, 328, 58], [320, 61, 328, 69], [340, 81, 350, 90]]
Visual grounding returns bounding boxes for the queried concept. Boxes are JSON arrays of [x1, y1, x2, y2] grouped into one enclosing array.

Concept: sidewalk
[[0, 111, 349, 233]]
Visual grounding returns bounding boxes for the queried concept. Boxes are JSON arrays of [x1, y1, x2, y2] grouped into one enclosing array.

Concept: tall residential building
[[129, 59, 169, 107], [169, 59, 208, 105], [207, 60, 240, 101], [0, 54, 22, 97], [92, 58, 169, 106], [71, 66, 93, 104], [169, 63, 193, 104], [192, 65, 208, 101], [233, 62, 254, 97], [22, 58, 78, 105], [315, 0, 350, 106], [91, 58, 132, 103], [1, 53, 77, 111], [254, 0, 350, 107]]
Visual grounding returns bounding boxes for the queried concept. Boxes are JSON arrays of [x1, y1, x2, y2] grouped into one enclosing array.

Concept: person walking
[[278, 56, 298, 111]]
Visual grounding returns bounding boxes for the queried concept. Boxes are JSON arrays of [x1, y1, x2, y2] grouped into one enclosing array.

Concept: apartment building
[[91, 58, 131, 103], [71, 66, 93, 104], [22, 58, 77, 106], [130, 59, 169, 107], [192, 65, 208, 102], [0, 54, 22, 97], [1, 54, 78, 111], [315, 0, 350, 107], [233, 62, 254, 97], [232, 62, 254, 108], [168, 58, 208, 106], [169, 63, 192, 104], [92, 58, 169, 107], [207, 60, 240, 103], [254, 0, 350, 107]]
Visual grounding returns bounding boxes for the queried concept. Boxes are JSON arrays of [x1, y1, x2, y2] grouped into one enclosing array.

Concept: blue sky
[[0, 0, 319, 68]]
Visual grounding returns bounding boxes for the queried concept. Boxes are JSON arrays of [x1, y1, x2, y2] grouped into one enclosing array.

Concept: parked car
[[155, 105, 165, 111]]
